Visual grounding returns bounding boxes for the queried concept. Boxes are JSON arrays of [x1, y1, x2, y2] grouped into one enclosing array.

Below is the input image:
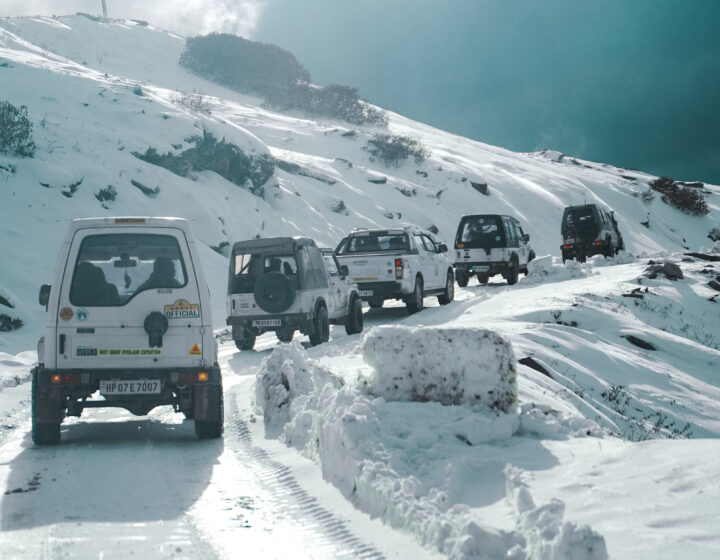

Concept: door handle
[[59, 334, 66, 355]]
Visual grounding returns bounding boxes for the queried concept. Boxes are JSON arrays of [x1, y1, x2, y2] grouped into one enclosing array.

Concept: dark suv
[[560, 204, 624, 262]]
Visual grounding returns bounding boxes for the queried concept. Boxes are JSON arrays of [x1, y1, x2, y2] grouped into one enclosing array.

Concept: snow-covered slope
[[1, 15, 720, 560], [1, 14, 717, 353]]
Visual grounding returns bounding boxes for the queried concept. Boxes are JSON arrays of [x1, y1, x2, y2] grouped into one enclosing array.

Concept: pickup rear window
[[336, 234, 410, 254]]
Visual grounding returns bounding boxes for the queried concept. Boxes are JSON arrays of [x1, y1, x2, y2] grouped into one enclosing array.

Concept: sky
[[3, 0, 719, 184]]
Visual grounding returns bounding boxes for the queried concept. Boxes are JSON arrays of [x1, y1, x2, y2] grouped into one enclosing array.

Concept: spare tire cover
[[253, 272, 296, 313]]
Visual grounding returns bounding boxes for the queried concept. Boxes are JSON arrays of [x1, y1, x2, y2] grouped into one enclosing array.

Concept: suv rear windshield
[[563, 206, 597, 229], [336, 233, 410, 254], [70, 233, 187, 306], [229, 253, 298, 294], [456, 216, 506, 249]]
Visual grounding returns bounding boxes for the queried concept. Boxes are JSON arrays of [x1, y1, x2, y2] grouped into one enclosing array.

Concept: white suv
[[226, 237, 363, 350], [334, 225, 455, 313], [454, 214, 535, 286], [33, 217, 223, 444]]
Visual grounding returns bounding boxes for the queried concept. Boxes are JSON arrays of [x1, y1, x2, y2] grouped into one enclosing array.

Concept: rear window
[[70, 233, 187, 307], [564, 207, 596, 229], [456, 216, 506, 249], [336, 233, 410, 254], [229, 253, 298, 294]]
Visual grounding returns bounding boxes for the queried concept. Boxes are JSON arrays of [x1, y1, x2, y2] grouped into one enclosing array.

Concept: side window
[[323, 254, 338, 276], [306, 248, 329, 289], [421, 235, 435, 253], [515, 224, 525, 242]]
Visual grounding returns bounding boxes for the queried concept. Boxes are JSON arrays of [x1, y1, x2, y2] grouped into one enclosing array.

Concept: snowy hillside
[[1, 14, 719, 560]]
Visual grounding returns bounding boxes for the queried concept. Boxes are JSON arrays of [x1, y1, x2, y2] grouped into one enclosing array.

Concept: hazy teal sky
[[255, 0, 720, 184]]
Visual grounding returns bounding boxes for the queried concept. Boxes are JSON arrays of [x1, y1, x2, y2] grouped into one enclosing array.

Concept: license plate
[[100, 379, 161, 395], [358, 290, 374, 297], [252, 319, 282, 327], [473, 265, 489, 272]]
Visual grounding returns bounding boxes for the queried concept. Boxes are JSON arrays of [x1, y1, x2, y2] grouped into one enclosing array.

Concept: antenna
[[101, 0, 107, 18]]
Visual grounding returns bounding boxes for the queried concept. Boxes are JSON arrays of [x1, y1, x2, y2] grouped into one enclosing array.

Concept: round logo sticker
[[76, 308, 89, 322], [59, 307, 74, 321]]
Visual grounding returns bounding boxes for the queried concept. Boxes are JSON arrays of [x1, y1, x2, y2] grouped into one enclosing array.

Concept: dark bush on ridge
[[0, 101, 36, 157], [366, 133, 430, 167], [134, 131, 275, 197], [180, 33, 310, 96], [180, 34, 386, 125], [649, 176, 709, 216]]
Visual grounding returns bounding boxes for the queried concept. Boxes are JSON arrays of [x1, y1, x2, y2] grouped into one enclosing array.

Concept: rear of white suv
[[33, 217, 223, 444]]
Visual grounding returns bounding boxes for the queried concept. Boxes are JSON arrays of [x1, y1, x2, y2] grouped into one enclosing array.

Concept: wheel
[[194, 385, 224, 439], [344, 296, 364, 335], [528, 250, 536, 262], [368, 298, 384, 308], [438, 270, 455, 305], [276, 327, 294, 343], [561, 251, 569, 264], [505, 257, 519, 285], [234, 326, 256, 351], [406, 277, 424, 314], [456, 269, 469, 287], [31, 372, 62, 446], [309, 305, 330, 346], [254, 271, 295, 313]]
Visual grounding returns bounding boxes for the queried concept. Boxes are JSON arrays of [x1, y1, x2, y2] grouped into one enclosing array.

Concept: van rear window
[[69, 234, 187, 306]]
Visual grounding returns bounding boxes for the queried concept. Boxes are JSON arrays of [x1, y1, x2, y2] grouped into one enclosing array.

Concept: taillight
[[51, 373, 87, 384], [395, 258, 404, 279], [594, 241, 603, 246], [172, 372, 209, 384], [562, 245, 572, 250]]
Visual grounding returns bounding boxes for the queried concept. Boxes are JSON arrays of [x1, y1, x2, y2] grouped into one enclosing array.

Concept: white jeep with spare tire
[[226, 237, 363, 350], [33, 217, 224, 445]]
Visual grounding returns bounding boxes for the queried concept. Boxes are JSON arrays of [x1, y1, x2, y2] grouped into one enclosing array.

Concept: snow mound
[[0, 351, 35, 391], [505, 466, 608, 560], [360, 325, 517, 412], [522, 255, 589, 284]]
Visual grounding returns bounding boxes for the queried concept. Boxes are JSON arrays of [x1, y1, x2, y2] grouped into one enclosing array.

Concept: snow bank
[[255, 342, 606, 559], [0, 351, 35, 391], [522, 256, 589, 284], [505, 467, 608, 560], [360, 326, 517, 412]]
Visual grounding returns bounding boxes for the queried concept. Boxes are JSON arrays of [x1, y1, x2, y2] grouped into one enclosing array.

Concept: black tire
[[456, 269, 469, 287], [561, 251, 569, 264], [476, 274, 489, 284], [438, 270, 455, 305], [528, 250, 536, 262], [344, 296, 364, 335], [276, 327, 294, 343], [194, 386, 224, 440], [505, 257, 519, 285], [31, 373, 62, 446], [406, 277, 424, 314], [234, 326, 256, 351], [309, 305, 330, 346], [368, 298, 384, 308], [254, 271, 295, 313]]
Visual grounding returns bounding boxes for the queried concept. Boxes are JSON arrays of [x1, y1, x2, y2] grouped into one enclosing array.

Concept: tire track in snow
[[223, 394, 385, 560]]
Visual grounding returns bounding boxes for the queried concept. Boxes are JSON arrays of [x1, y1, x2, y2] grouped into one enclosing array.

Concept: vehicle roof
[[68, 217, 194, 234], [231, 236, 317, 254], [347, 224, 426, 236], [459, 214, 519, 222]]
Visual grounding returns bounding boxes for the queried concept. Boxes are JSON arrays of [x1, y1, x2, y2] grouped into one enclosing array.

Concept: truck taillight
[[51, 373, 88, 384], [395, 258, 404, 279]]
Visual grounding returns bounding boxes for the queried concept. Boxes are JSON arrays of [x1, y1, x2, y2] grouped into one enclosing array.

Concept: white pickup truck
[[334, 226, 455, 313]]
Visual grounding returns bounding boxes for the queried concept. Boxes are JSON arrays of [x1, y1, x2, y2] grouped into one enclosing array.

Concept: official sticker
[[76, 308, 89, 322], [76, 346, 98, 357], [97, 348, 163, 356], [114, 217, 146, 224], [59, 307, 74, 321], [164, 299, 200, 319], [189, 343, 202, 355]]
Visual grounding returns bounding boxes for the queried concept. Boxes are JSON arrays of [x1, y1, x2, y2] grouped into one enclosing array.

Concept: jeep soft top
[[33, 216, 223, 444]]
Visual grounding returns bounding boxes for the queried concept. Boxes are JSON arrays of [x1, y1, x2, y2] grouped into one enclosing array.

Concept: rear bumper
[[36, 364, 222, 388], [355, 281, 405, 301], [560, 241, 608, 259], [454, 261, 508, 276], [226, 312, 311, 333]]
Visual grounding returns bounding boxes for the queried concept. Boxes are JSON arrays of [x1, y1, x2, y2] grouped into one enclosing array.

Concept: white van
[[33, 217, 223, 444]]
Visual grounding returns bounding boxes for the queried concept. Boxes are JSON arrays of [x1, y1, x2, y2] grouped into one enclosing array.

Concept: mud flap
[[193, 384, 222, 422]]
